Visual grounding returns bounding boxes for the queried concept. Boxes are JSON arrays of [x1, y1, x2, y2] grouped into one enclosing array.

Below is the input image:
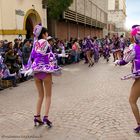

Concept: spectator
[[57, 40, 66, 65], [72, 38, 80, 63], [4, 50, 19, 73], [22, 39, 31, 65], [2, 64, 17, 87], [6, 42, 13, 52], [0, 40, 4, 55]]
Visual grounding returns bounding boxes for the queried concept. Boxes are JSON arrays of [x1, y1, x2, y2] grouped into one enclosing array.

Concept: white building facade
[[63, 0, 108, 38], [0, 0, 47, 41], [108, 0, 126, 32]]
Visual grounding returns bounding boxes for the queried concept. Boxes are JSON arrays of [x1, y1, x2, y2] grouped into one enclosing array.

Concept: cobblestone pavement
[[0, 57, 140, 140]]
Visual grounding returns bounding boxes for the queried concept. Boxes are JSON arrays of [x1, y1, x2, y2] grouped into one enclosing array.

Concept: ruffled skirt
[[121, 71, 140, 80], [31, 61, 62, 76]]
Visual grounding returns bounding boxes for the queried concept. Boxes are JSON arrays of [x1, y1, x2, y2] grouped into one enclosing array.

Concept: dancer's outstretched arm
[[115, 44, 135, 66]]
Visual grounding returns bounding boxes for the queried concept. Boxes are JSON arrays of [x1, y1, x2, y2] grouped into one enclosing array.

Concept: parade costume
[[103, 38, 111, 62], [84, 37, 94, 67], [84, 37, 94, 52], [24, 25, 61, 78], [120, 36, 126, 51], [82, 39, 88, 63], [112, 36, 122, 61], [24, 25, 61, 128], [115, 26, 140, 80], [115, 25, 140, 133], [93, 39, 100, 63], [112, 37, 121, 53]]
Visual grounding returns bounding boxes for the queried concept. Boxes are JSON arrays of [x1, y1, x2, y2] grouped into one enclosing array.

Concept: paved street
[[0, 57, 140, 140]]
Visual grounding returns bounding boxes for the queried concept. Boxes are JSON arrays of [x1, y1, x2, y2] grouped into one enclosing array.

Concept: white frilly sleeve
[[123, 44, 135, 63]]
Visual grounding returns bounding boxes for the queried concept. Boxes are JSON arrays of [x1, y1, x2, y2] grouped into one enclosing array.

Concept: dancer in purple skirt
[[115, 25, 140, 133], [25, 24, 61, 127], [84, 36, 94, 67], [103, 35, 111, 62]]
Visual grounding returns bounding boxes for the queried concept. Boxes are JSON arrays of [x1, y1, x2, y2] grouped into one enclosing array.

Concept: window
[[115, 0, 119, 10]]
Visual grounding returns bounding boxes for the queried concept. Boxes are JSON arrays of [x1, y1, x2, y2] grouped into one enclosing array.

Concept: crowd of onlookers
[[0, 35, 131, 90], [0, 37, 83, 90], [0, 38, 33, 89]]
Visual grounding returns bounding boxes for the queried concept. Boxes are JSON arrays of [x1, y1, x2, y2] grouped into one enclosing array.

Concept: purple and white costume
[[103, 38, 110, 57], [31, 39, 60, 73], [24, 25, 61, 79], [116, 25, 140, 80], [84, 37, 94, 52], [120, 37, 125, 51], [93, 40, 99, 62]]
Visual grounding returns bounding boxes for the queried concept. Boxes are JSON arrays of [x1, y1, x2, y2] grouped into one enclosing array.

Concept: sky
[[126, 0, 140, 29]]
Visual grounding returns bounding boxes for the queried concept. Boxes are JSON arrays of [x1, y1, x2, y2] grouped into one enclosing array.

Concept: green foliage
[[46, 0, 73, 19]]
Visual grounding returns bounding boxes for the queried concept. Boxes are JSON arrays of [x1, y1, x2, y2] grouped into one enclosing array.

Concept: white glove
[[58, 54, 63, 57], [58, 54, 68, 58], [65, 54, 69, 58], [62, 54, 66, 57], [24, 69, 33, 77], [114, 60, 120, 66]]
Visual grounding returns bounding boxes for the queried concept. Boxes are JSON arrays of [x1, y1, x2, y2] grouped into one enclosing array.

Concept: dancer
[[84, 36, 94, 67], [113, 35, 121, 61], [93, 36, 100, 63], [120, 35, 126, 58], [25, 24, 61, 127], [103, 35, 111, 62], [82, 38, 88, 64], [120, 35, 126, 52], [115, 25, 140, 133]]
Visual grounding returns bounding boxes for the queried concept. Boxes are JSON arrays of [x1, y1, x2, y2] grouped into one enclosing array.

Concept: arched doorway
[[26, 16, 34, 39], [24, 9, 42, 39]]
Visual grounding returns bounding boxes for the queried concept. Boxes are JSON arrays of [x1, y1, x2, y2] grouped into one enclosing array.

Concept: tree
[[42, 0, 73, 19]]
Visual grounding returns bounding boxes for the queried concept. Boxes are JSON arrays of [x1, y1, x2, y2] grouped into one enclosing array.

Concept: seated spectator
[[13, 39, 23, 68], [1, 40, 8, 56], [13, 39, 20, 54], [22, 39, 31, 65], [0, 40, 5, 56], [6, 42, 13, 52], [4, 50, 19, 73], [0, 55, 4, 90], [0, 60, 3, 76], [2, 64, 17, 87], [55, 40, 64, 65]]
